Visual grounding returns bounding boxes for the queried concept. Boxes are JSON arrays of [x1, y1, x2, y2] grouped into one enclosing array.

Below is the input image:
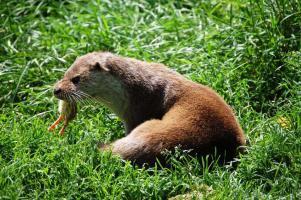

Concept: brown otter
[[52, 52, 246, 165]]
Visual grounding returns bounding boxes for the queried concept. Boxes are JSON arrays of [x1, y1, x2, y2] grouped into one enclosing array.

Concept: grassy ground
[[1, 0, 301, 199]]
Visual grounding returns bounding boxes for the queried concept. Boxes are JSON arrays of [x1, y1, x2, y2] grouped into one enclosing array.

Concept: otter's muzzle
[[53, 88, 62, 95]]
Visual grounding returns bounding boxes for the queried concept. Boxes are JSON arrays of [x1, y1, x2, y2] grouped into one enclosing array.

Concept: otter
[[52, 52, 246, 166]]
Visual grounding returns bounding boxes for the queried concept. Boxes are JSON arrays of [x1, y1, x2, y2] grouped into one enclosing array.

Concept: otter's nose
[[53, 88, 62, 95]]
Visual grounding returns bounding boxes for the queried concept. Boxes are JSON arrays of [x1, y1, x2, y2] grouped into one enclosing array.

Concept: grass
[[1, 0, 301, 199]]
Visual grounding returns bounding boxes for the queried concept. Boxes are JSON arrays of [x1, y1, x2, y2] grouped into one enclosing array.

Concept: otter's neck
[[95, 75, 129, 120]]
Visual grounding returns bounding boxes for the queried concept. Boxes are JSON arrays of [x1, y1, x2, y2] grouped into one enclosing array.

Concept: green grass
[[1, 0, 301, 199]]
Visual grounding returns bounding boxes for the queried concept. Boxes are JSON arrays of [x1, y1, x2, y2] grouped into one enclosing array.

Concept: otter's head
[[53, 52, 112, 104]]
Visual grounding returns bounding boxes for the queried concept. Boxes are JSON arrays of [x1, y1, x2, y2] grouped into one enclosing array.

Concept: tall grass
[[1, 0, 301, 199]]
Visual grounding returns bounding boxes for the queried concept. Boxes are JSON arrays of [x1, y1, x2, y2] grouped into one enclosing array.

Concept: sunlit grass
[[1, 0, 301, 199]]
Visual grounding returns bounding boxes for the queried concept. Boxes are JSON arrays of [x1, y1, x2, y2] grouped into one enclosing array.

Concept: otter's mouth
[[53, 88, 76, 103], [53, 88, 97, 105], [53, 89, 67, 101], [54, 93, 65, 101]]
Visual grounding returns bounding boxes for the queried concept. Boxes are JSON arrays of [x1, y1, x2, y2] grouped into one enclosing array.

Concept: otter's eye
[[71, 76, 80, 84]]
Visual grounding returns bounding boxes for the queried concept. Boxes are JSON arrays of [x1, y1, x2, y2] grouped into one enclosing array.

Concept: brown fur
[[53, 52, 246, 166]]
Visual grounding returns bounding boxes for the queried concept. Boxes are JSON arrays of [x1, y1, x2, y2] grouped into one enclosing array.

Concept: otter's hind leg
[[104, 119, 170, 166], [102, 106, 194, 165]]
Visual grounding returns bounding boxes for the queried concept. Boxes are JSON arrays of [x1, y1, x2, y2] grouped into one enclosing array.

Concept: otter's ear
[[93, 62, 109, 72]]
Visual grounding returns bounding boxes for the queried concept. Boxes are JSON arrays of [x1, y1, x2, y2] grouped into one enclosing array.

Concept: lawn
[[1, 0, 301, 199]]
